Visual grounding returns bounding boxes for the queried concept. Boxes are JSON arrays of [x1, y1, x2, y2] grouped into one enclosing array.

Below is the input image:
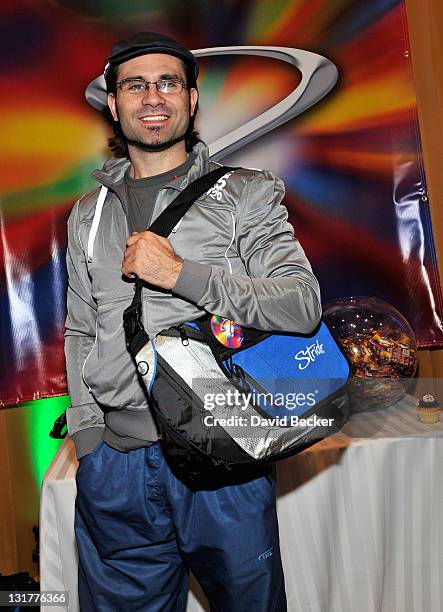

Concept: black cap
[[104, 32, 198, 87]]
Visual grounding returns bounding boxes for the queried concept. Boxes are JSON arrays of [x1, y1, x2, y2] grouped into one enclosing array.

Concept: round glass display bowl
[[323, 297, 418, 410]]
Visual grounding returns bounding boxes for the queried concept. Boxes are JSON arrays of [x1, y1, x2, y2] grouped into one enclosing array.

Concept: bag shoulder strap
[[124, 165, 238, 357], [147, 164, 236, 237]]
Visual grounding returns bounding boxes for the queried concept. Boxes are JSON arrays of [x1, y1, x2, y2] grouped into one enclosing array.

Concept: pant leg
[[74, 441, 188, 612], [162, 455, 287, 612]]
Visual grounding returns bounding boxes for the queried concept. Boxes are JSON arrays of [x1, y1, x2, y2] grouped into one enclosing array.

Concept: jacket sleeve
[[64, 199, 104, 458], [172, 170, 322, 333]]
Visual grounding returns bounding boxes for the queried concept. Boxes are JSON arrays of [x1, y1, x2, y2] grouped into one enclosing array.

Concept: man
[[65, 32, 321, 611]]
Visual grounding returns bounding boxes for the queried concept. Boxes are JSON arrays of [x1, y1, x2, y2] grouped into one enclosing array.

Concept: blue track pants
[[75, 441, 287, 611]]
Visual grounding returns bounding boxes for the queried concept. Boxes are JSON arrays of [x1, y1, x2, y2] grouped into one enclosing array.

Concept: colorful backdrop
[[1, 0, 443, 409]]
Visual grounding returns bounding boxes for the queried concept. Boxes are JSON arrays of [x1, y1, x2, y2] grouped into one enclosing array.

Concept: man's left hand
[[122, 231, 184, 290]]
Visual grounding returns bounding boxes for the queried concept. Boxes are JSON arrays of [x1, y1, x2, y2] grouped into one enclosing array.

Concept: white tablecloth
[[40, 396, 443, 611]]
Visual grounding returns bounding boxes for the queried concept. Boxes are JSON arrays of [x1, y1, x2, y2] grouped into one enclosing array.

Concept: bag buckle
[[49, 411, 67, 439]]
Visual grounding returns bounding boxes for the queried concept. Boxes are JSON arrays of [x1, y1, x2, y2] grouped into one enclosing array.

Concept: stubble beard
[[114, 89, 194, 153], [125, 127, 187, 153]]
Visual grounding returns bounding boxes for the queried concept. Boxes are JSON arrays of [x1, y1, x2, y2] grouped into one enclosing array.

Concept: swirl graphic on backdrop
[[85, 46, 338, 160]]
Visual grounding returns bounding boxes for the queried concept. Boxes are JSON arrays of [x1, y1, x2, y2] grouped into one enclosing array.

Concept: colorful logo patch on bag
[[210, 315, 244, 348]]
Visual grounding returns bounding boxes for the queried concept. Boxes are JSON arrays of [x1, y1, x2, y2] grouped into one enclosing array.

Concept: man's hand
[[122, 231, 184, 290]]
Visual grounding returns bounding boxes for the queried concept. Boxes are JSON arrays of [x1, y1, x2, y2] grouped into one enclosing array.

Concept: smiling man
[[65, 32, 321, 612], [108, 54, 198, 158]]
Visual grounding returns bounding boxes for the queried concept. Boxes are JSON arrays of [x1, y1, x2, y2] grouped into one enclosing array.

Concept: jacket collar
[[91, 141, 210, 192]]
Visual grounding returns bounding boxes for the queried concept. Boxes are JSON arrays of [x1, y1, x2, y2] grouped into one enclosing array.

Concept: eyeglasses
[[116, 78, 187, 95]]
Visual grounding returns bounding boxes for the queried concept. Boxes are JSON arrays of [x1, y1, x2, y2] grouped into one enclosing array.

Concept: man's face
[[107, 53, 198, 152]]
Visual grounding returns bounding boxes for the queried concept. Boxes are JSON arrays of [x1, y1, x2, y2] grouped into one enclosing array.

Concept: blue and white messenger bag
[[121, 167, 351, 481]]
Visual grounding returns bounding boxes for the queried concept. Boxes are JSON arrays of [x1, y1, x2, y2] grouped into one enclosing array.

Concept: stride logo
[[294, 340, 325, 370]]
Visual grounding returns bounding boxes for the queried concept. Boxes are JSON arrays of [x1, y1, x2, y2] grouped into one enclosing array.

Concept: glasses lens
[[121, 79, 147, 93], [157, 79, 183, 94]]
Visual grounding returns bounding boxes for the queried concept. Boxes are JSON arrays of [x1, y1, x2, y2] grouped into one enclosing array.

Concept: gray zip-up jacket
[[65, 142, 322, 459]]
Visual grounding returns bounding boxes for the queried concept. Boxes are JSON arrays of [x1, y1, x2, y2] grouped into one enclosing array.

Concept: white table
[[40, 396, 443, 611]]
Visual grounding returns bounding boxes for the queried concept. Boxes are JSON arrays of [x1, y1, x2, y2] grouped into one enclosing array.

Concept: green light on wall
[[21, 396, 71, 488]]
